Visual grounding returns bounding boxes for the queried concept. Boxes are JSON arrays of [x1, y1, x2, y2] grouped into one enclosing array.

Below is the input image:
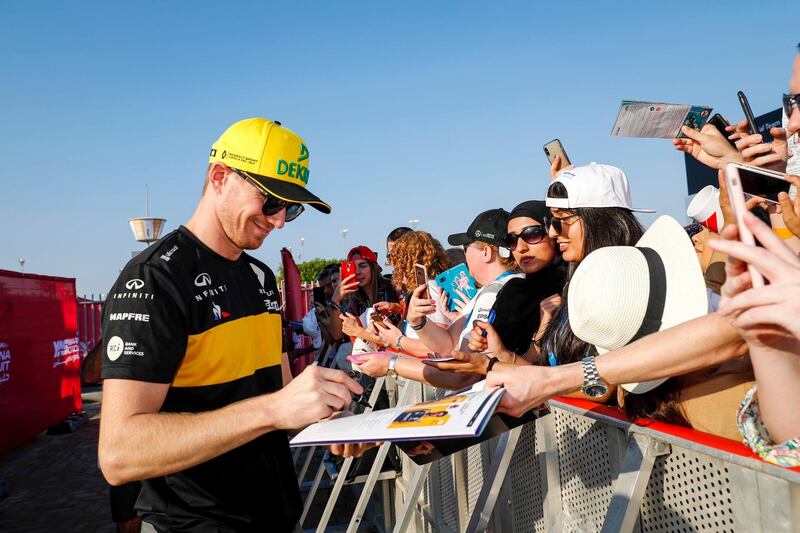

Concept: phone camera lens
[[544, 148, 550, 155]]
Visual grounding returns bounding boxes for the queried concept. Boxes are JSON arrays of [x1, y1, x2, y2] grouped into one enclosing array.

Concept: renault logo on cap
[[221, 151, 227, 159]]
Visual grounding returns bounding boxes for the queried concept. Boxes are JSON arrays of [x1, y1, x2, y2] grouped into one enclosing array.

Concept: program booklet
[[290, 381, 544, 463], [611, 99, 712, 139]]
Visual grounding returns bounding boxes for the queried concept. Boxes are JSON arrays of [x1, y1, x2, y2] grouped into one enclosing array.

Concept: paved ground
[[0, 386, 379, 532], [0, 386, 113, 532]]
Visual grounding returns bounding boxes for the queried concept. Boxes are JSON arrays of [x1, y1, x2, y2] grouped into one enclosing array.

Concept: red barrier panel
[[0, 269, 82, 455]]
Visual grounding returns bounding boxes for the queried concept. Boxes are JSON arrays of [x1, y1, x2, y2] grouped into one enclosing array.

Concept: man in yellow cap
[[98, 118, 362, 532]]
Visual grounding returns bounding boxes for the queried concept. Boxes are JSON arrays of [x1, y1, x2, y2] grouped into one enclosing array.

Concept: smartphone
[[414, 263, 429, 300], [312, 286, 327, 306], [707, 113, 736, 148], [436, 263, 478, 312], [724, 163, 765, 288], [737, 91, 758, 135], [340, 261, 357, 282], [726, 163, 793, 204], [543, 139, 571, 172], [370, 311, 388, 329], [421, 352, 457, 362]]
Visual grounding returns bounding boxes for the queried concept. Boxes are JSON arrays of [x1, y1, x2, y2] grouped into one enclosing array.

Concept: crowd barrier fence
[[366, 380, 800, 533]]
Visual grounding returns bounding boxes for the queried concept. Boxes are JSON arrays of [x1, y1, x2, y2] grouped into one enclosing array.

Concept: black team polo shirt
[[101, 226, 301, 532]]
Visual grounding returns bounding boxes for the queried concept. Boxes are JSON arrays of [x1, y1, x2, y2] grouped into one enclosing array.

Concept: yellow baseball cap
[[209, 118, 331, 213]]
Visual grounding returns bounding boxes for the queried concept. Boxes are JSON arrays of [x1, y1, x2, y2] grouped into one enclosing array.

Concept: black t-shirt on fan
[[101, 226, 300, 532]]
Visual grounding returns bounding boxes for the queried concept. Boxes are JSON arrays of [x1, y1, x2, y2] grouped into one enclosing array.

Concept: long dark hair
[[538, 181, 645, 365], [622, 378, 691, 427]]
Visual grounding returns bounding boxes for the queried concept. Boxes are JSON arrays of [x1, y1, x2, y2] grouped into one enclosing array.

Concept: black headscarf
[[490, 199, 565, 355], [509, 200, 548, 226]]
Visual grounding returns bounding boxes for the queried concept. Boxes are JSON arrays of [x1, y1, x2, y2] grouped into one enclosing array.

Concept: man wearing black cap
[[98, 118, 363, 532], [404, 209, 522, 356]]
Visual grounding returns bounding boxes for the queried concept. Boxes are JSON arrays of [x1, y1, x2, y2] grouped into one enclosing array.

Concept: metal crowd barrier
[[373, 382, 800, 532]]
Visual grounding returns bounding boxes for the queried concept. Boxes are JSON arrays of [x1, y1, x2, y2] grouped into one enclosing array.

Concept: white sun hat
[[567, 215, 708, 394], [546, 162, 655, 213]]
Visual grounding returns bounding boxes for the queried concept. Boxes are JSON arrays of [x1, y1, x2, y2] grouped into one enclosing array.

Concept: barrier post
[[465, 425, 524, 532]]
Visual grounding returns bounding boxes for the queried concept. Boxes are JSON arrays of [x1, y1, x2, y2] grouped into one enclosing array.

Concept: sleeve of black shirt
[[101, 262, 188, 383]]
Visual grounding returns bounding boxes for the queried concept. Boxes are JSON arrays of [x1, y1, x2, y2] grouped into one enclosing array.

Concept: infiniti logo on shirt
[[125, 279, 144, 290], [194, 273, 212, 287]]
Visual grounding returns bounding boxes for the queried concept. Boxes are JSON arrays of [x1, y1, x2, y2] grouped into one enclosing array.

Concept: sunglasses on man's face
[[231, 168, 304, 222], [543, 213, 580, 234], [501, 225, 547, 251], [784, 93, 800, 120]]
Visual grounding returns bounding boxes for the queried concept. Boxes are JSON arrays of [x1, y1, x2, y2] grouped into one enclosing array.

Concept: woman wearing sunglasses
[[452, 165, 646, 402], [424, 201, 565, 374]]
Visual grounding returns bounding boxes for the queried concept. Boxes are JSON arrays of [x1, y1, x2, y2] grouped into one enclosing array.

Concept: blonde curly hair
[[389, 231, 449, 292]]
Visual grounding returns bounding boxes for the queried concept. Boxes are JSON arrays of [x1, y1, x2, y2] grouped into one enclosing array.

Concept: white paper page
[[290, 385, 503, 446]]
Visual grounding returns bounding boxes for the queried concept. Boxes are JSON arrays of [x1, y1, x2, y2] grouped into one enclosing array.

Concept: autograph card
[[611, 100, 712, 139]]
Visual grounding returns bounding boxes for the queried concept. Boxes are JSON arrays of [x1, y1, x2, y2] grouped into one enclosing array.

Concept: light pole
[[409, 219, 419, 230], [299, 238, 305, 263], [341, 229, 349, 255], [18, 258, 25, 273]]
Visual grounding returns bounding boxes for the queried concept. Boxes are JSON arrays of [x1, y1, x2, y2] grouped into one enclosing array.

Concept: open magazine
[[290, 380, 545, 464]]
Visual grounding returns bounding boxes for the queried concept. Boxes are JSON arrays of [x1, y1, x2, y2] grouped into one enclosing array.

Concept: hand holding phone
[[723, 163, 765, 287], [543, 139, 571, 175], [340, 261, 357, 281], [414, 263, 429, 300], [707, 113, 736, 148], [738, 91, 758, 136]]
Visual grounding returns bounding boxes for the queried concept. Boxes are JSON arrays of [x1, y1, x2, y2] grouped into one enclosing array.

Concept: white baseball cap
[[546, 163, 655, 213], [567, 216, 707, 394]]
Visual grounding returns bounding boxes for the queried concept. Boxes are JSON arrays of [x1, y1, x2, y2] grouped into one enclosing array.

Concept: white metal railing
[[385, 382, 800, 532]]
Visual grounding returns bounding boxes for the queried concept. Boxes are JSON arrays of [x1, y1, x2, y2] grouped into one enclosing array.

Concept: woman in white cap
[[465, 164, 648, 401]]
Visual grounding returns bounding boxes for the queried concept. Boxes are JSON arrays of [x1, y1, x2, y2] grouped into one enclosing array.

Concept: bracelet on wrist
[[486, 357, 499, 373], [396, 335, 405, 352], [410, 316, 427, 331]]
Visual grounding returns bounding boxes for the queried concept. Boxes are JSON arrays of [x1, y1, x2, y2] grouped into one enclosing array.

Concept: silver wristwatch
[[387, 355, 399, 379], [581, 356, 609, 398]]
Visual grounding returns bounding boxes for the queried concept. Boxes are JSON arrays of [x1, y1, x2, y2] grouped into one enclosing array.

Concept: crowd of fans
[[304, 46, 800, 468]]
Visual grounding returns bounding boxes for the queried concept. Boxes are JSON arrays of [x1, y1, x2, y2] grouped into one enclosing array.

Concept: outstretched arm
[[99, 366, 362, 485]]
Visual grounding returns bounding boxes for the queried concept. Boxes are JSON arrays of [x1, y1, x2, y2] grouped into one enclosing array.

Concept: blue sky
[[1, 1, 795, 295]]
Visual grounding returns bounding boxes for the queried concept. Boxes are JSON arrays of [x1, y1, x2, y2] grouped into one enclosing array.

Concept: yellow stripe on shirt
[[173, 312, 282, 388]]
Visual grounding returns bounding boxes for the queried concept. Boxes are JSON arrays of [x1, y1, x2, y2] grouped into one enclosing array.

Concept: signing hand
[[673, 124, 741, 170], [271, 366, 363, 430]]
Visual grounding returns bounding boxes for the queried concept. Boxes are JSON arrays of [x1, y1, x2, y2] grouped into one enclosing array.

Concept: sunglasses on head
[[543, 213, 580, 234], [685, 222, 704, 238], [784, 93, 800, 119], [501, 225, 547, 250], [230, 167, 304, 222]]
